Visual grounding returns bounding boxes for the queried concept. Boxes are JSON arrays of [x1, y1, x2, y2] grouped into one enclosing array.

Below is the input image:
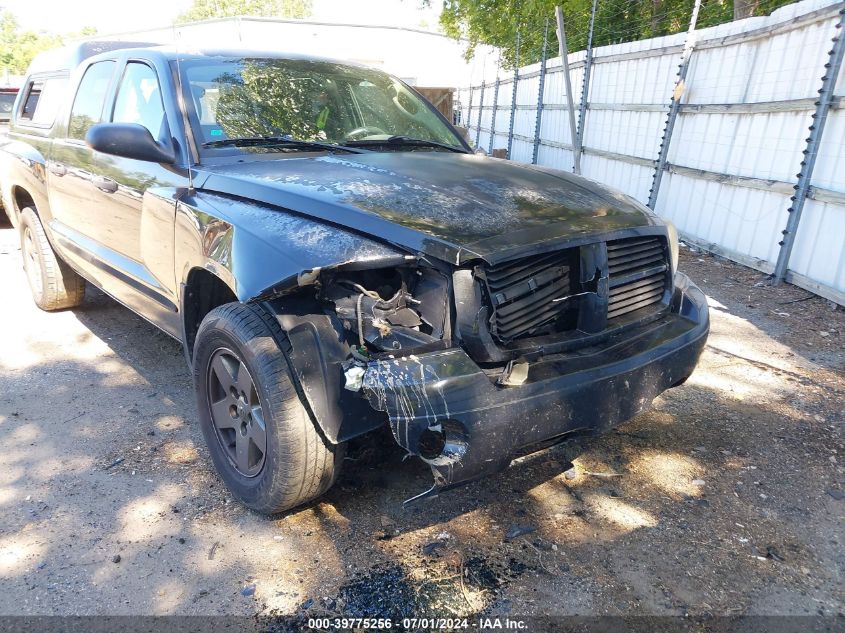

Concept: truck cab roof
[[26, 40, 159, 75], [28, 41, 365, 77]]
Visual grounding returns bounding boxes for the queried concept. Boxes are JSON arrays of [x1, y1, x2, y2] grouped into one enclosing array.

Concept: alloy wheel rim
[[206, 348, 267, 477], [22, 227, 42, 292]]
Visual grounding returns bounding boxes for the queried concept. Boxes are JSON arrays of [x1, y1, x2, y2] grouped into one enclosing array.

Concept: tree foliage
[[0, 12, 96, 75], [214, 61, 325, 139], [438, 0, 801, 68], [177, 0, 313, 23]]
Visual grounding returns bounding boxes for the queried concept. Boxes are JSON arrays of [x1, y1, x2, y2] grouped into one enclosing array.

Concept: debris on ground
[[104, 457, 124, 470], [2, 230, 843, 618], [422, 540, 448, 556], [766, 546, 785, 562], [504, 524, 536, 541]]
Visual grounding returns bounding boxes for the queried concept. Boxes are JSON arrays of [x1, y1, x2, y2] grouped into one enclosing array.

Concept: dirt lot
[[0, 215, 843, 622]]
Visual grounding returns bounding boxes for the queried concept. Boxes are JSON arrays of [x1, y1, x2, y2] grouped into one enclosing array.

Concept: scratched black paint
[[198, 151, 656, 265]]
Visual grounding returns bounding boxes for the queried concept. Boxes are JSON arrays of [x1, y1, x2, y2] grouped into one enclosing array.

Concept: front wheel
[[193, 303, 344, 514]]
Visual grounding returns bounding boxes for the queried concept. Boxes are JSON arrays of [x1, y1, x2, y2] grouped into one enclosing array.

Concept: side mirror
[[86, 123, 176, 164]]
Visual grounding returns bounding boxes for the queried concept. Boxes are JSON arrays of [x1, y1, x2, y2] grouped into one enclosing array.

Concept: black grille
[[483, 250, 575, 343], [479, 235, 669, 347], [607, 236, 669, 322]]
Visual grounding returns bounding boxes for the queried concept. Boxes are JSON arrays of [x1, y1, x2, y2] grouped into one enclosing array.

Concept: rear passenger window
[[112, 63, 166, 140], [68, 61, 115, 140], [18, 77, 66, 126], [20, 83, 42, 120]]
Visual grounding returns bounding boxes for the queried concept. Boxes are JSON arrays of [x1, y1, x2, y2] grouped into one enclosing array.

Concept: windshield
[[180, 58, 465, 153]]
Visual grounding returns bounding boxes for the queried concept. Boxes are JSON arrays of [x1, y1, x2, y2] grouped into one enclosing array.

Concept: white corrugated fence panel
[[788, 53, 845, 297], [459, 0, 845, 302]]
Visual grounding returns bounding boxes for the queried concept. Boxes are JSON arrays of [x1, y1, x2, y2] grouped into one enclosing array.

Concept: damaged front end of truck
[[258, 224, 709, 505]]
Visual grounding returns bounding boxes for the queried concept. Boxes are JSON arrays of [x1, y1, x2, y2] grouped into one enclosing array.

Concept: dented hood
[[195, 151, 657, 264]]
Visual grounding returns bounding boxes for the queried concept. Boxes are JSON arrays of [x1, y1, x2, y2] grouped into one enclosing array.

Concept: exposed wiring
[[340, 280, 384, 301], [341, 278, 408, 352]]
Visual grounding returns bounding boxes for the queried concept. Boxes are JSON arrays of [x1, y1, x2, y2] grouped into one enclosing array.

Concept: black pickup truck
[[1, 41, 708, 514]]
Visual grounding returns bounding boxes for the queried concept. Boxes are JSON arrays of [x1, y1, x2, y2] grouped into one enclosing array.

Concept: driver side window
[[112, 62, 166, 141]]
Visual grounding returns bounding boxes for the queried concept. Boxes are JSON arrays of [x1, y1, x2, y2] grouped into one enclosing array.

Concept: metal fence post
[[475, 77, 486, 148], [465, 84, 473, 129], [507, 32, 521, 160], [773, 7, 845, 284], [554, 6, 581, 174], [489, 55, 502, 154], [532, 19, 550, 164], [647, 0, 702, 209], [576, 0, 598, 155]]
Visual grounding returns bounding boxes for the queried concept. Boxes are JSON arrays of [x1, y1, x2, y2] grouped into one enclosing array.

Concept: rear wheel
[[193, 302, 344, 514], [19, 207, 85, 311]]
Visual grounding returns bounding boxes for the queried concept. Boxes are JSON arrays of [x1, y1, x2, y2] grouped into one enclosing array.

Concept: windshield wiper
[[346, 135, 468, 153], [202, 136, 366, 154]]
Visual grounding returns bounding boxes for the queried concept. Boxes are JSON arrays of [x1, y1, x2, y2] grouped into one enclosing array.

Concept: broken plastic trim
[[416, 419, 469, 466], [361, 273, 709, 506], [248, 254, 418, 304]]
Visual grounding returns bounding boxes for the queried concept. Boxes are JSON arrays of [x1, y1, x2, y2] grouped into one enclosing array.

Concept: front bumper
[[362, 272, 709, 502]]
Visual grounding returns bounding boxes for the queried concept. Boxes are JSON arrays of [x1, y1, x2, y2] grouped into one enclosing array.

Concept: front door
[[48, 59, 185, 336], [88, 60, 183, 334]]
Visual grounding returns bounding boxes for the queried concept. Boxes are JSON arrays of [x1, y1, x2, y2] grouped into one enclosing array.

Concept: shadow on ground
[[0, 226, 842, 619]]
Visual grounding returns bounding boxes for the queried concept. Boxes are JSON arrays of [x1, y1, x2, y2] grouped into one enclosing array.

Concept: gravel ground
[[0, 216, 843, 621]]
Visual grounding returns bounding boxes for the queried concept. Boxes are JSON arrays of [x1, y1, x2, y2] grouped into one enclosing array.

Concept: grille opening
[[483, 249, 580, 343], [478, 235, 670, 348], [607, 235, 669, 323]]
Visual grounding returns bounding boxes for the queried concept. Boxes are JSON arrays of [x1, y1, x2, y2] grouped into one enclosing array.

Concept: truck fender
[[268, 305, 385, 444]]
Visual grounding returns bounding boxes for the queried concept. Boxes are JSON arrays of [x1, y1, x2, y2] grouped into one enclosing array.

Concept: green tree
[[0, 12, 97, 75], [438, 0, 800, 68], [177, 0, 313, 23], [214, 60, 322, 139]]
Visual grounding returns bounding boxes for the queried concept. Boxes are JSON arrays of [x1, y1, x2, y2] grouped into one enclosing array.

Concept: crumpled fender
[[175, 190, 403, 302]]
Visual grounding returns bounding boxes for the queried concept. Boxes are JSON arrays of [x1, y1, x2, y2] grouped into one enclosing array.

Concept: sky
[[0, 0, 444, 36]]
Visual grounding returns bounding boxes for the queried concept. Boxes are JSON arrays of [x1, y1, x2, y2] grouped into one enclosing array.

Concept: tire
[[193, 302, 344, 514], [19, 207, 85, 311]]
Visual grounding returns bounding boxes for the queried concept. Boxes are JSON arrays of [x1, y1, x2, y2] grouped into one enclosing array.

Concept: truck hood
[[195, 151, 658, 265]]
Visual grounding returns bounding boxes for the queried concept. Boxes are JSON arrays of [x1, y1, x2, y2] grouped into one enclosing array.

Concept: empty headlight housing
[[666, 221, 680, 274]]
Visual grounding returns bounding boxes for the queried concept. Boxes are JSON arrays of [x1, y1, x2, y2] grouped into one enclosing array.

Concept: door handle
[[48, 162, 66, 177], [93, 176, 118, 194]]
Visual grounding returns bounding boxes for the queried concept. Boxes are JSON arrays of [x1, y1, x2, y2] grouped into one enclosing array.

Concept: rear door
[[1, 74, 67, 222], [48, 60, 117, 246]]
